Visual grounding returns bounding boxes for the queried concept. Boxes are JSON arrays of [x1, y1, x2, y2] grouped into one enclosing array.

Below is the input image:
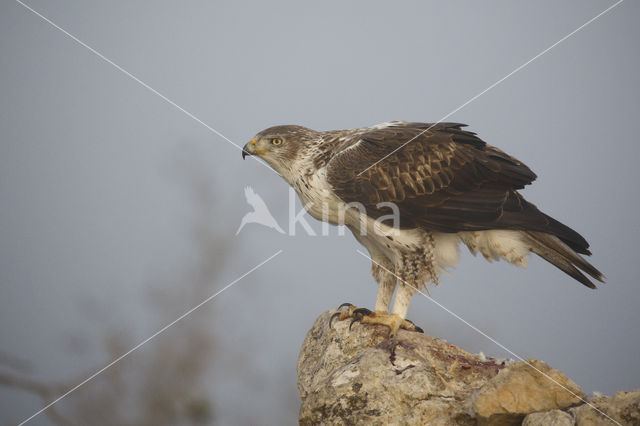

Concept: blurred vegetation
[[0, 153, 294, 425]]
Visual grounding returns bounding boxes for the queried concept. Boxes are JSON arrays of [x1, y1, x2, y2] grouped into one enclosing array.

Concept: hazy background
[[1, 1, 639, 424]]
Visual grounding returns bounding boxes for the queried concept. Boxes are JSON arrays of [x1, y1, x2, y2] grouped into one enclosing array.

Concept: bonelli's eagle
[[242, 121, 603, 335]]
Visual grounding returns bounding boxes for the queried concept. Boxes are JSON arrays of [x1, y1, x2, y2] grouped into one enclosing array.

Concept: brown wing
[[326, 122, 590, 254]]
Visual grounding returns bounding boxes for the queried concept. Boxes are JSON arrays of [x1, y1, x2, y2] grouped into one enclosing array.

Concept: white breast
[[293, 166, 346, 225]]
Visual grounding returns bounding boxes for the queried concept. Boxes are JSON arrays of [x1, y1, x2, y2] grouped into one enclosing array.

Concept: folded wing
[[326, 122, 601, 284]]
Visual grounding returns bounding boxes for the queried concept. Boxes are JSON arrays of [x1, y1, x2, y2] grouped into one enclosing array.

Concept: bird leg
[[374, 268, 396, 313], [330, 264, 423, 337], [329, 261, 395, 327], [350, 308, 423, 337], [390, 282, 417, 321], [331, 305, 423, 337], [343, 282, 423, 337]]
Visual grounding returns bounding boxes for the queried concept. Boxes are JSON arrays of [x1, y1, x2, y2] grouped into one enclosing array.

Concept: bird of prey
[[236, 186, 285, 235], [242, 121, 603, 336]]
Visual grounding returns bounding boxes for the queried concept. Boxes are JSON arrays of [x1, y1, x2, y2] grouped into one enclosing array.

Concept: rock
[[297, 309, 594, 425], [523, 410, 574, 426], [473, 359, 585, 425], [570, 390, 640, 425], [297, 309, 505, 425]]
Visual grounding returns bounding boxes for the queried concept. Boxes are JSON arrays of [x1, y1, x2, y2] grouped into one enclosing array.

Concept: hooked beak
[[242, 138, 257, 160]]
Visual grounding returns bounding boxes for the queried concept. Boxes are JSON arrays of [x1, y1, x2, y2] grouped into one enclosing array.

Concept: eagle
[[242, 121, 603, 336]]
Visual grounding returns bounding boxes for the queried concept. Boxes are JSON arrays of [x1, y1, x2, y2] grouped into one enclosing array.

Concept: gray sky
[[1, 1, 639, 424]]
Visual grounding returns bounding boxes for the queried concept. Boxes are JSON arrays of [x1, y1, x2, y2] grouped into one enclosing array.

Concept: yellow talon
[[331, 304, 424, 337], [359, 313, 411, 337]]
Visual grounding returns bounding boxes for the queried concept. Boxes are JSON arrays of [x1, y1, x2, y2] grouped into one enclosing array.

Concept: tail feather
[[524, 231, 604, 289], [541, 213, 591, 255]]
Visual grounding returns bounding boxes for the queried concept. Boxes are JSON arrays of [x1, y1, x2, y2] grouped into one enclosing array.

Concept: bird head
[[242, 125, 317, 177]]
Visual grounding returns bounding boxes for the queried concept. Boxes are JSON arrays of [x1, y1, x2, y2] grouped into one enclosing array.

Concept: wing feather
[[326, 122, 590, 253]]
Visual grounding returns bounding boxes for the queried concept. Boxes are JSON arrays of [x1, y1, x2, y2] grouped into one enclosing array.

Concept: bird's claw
[[352, 307, 372, 316], [330, 302, 356, 329], [348, 307, 373, 330], [331, 303, 424, 336], [349, 308, 372, 331], [404, 319, 424, 334]]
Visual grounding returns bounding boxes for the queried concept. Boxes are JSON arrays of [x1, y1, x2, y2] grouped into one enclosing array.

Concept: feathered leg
[[348, 265, 423, 337], [372, 261, 396, 313], [391, 283, 416, 320], [330, 264, 423, 336], [330, 259, 396, 327]]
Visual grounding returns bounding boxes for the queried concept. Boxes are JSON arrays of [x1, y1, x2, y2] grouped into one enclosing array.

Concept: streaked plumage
[[242, 121, 603, 334]]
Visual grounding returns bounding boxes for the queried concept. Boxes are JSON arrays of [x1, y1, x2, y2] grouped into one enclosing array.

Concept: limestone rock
[[523, 410, 575, 426], [298, 309, 595, 425], [297, 309, 505, 425], [296, 310, 640, 425], [570, 390, 640, 425], [473, 359, 585, 425]]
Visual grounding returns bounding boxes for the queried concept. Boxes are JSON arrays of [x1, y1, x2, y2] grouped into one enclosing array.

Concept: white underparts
[[459, 230, 529, 268], [360, 224, 531, 288], [360, 219, 530, 287], [362, 227, 532, 318], [423, 229, 531, 277]]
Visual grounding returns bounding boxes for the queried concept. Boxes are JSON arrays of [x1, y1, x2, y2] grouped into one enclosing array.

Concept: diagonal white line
[[356, 249, 622, 426], [18, 250, 284, 426], [357, 0, 624, 176], [14, 0, 279, 175]]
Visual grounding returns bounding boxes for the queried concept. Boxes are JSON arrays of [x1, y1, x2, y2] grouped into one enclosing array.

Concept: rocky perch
[[297, 310, 640, 425]]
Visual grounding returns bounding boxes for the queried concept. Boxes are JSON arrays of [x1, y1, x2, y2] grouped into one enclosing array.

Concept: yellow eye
[[271, 137, 283, 146]]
